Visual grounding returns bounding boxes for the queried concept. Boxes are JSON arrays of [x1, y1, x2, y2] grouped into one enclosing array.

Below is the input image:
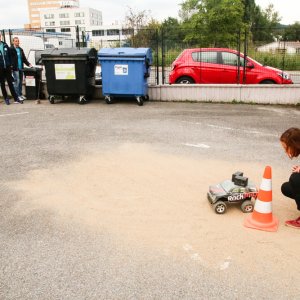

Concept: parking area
[[0, 100, 300, 299]]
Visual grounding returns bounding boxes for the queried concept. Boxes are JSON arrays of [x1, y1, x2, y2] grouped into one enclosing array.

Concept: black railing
[[1, 26, 299, 85]]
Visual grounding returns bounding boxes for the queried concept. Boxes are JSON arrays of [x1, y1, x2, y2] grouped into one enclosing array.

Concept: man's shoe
[[4, 98, 10, 105], [21, 96, 27, 100], [285, 216, 300, 229], [15, 98, 23, 104]]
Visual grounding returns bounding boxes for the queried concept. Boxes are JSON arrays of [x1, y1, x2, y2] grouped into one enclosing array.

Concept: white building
[[40, 6, 103, 37], [257, 41, 300, 54], [85, 25, 134, 49]]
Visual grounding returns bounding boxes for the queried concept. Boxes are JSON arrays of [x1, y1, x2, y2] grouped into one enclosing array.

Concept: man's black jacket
[[10, 46, 30, 71]]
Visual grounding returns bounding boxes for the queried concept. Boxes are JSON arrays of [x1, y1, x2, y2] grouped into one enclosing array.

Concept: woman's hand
[[292, 165, 300, 173]]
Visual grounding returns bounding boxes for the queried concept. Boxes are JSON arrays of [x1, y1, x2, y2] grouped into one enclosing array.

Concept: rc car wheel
[[213, 201, 227, 214], [241, 200, 254, 213]]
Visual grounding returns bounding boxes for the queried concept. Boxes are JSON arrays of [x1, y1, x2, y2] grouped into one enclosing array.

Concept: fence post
[[243, 29, 248, 84], [81, 31, 85, 47], [42, 29, 45, 50], [282, 39, 286, 76], [155, 29, 159, 85], [8, 29, 13, 46], [1, 29, 6, 43], [237, 29, 241, 84], [76, 25, 80, 49], [161, 26, 165, 84]]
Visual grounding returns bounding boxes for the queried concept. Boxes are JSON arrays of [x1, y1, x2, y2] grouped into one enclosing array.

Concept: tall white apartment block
[[40, 6, 103, 37]]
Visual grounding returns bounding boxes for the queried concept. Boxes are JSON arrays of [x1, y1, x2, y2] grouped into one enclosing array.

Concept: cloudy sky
[[0, 0, 299, 29]]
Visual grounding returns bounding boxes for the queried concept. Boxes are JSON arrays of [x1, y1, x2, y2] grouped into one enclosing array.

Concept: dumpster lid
[[98, 47, 152, 64], [41, 48, 97, 59]]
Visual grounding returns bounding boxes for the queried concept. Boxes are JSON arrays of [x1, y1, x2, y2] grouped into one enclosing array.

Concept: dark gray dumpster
[[41, 48, 97, 104]]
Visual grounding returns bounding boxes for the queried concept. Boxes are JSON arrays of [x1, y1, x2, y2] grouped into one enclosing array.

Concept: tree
[[124, 7, 152, 29], [161, 17, 186, 48], [251, 4, 281, 42], [179, 0, 245, 47], [179, 0, 282, 45], [283, 22, 300, 41], [123, 7, 160, 48]]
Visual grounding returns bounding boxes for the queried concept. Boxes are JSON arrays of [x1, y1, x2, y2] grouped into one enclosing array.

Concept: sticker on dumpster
[[114, 64, 128, 75], [55, 64, 76, 80], [25, 76, 35, 87]]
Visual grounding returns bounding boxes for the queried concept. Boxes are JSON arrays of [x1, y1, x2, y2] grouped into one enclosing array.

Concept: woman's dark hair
[[280, 127, 300, 158]]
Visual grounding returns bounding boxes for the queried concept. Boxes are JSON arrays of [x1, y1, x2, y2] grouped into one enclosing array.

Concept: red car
[[169, 48, 293, 84]]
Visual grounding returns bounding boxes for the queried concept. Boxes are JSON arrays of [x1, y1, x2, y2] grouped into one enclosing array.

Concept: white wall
[[148, 85, 300, 105]]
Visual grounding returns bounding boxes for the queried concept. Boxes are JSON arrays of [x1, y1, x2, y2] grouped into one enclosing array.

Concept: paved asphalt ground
[[0, 99, 299, 299]]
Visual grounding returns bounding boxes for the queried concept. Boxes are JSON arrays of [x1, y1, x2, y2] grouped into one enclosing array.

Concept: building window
[[75, 20, 84, 25], [60, 21, 70, 26], [59, 41, 63, 45], [61, 28, 71, 32], [122, 29, 134, 35], [44, 14, 54, 19], [46, 29, 56, 32], [45, 21, 55, 26], [92, 30, 104, 36], [107, 29, 119, 36], [74, 12, 84, 17], [59, 13, 69, 18]]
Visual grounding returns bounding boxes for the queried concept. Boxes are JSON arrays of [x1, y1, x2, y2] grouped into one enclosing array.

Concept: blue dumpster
[[98, 47, 152, 106]]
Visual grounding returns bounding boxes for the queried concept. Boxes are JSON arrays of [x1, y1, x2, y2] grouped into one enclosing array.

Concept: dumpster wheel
[[136, 96, 144, 106], [105, 96, 113, 104], [48, 95, 55, 104], [78, 96, 87, 105]]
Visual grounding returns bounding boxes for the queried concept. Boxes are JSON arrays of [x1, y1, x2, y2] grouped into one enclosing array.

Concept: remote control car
[[207, 171, 258, 214]]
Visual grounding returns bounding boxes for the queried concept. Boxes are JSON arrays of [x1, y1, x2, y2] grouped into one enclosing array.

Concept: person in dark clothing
[[0, 32, 22, 104], [280, 127, 300, 229], [10, 36, 32, 100]]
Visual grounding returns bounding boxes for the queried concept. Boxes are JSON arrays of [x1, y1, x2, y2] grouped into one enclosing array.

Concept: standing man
[[0, 32, 22, 104], [11, 36, 32, 101]]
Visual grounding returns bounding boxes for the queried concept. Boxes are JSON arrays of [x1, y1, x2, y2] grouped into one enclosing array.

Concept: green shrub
[[248, 50, 300, 71]]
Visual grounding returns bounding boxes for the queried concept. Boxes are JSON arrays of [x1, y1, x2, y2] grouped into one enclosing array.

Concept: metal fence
[[1, 26, 300, 85]]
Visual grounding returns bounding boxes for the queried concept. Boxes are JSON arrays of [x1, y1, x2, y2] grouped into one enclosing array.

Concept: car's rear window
[[192, 51, 218, 63]]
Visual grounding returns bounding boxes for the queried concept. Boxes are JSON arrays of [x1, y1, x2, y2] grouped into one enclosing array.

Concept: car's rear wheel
[[213, 201, 227, 214], [260, 80, 275, 84], [176, 76, 195, 84]]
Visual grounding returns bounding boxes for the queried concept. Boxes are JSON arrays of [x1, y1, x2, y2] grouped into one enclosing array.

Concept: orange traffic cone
[[244, 166, 279, 232]]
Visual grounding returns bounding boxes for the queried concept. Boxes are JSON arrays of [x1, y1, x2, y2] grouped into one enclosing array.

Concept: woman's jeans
[[281, 172, 300, 211]]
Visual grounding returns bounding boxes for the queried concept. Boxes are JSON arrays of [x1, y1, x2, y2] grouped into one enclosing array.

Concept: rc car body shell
[[208, 172, 258, 214]]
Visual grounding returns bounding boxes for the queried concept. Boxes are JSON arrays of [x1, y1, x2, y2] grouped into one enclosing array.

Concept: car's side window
[[221, 52, 245, 67], [192, 51, 218, 64]]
